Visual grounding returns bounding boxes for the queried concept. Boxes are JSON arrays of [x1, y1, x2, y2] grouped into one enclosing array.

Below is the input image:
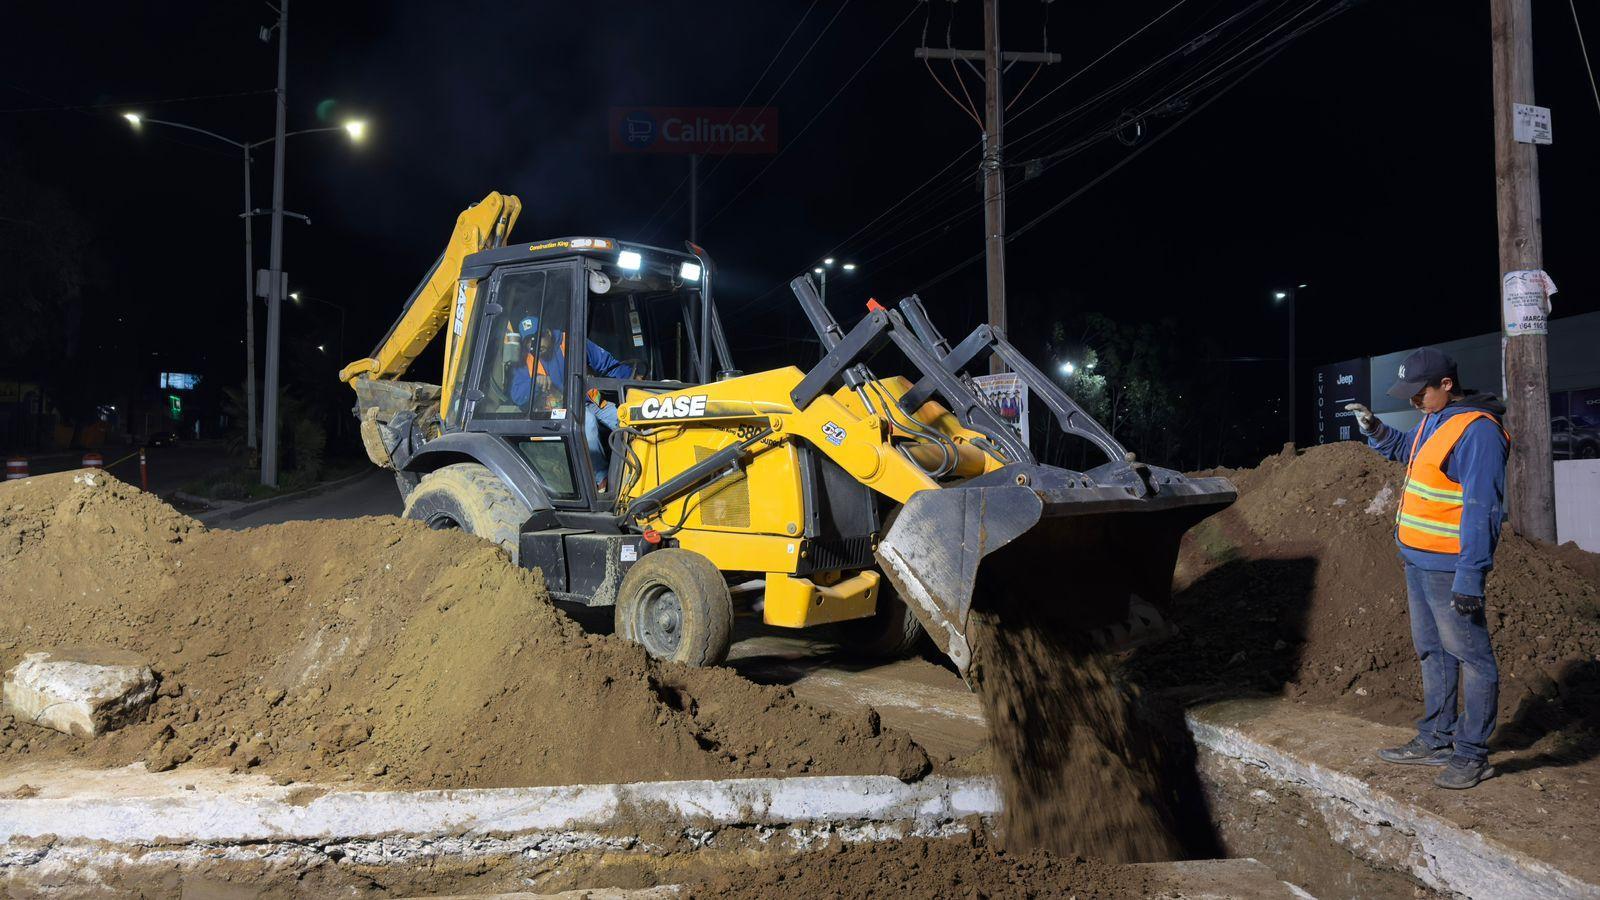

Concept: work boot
[[1376, 737, 1452, 766], [1434, 757, 1495, 790]]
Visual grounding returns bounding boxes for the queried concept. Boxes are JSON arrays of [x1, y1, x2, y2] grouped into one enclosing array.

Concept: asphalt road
[[18, 440, 233, 496], [209, 468, 984, 756], [215, 469, 404, 529]]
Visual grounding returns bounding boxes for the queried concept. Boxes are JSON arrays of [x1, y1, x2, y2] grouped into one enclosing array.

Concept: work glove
[[1344, 403, 1378, 434], [1451, 593, 1484, 617]]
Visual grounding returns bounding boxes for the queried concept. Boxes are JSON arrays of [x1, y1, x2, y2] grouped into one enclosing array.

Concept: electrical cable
[[633, 0, 822, 242], [699, 2, 920, 233], [642, 0, 851, 244], [1006, 0, 1192, 123], [1570, 0, 1600, 120]]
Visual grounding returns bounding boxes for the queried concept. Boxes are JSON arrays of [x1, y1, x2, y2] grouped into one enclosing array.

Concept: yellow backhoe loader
[[342, 192, 1236, 671]]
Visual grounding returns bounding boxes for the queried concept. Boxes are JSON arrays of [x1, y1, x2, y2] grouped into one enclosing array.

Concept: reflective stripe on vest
[[1394, 409, 1501, 555]]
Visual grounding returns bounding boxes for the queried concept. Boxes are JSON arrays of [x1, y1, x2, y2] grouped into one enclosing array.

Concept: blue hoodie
[[1365, 393, 1509, 596]]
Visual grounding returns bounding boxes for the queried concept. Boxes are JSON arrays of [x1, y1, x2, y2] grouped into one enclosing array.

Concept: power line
[[641, 0, 852, 243], [1571, 0, 1600, 120], [699, 3, 921, 234], [633, 1, 821, 241], [907, 21, 1323, 298], [1007, 0, 1192, 124]]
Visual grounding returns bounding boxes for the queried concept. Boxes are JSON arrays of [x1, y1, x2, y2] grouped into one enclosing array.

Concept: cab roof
[[460, 237, 698, 279]]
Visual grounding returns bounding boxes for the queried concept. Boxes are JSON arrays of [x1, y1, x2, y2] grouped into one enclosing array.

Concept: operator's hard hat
[[518, 316, 540, 338]]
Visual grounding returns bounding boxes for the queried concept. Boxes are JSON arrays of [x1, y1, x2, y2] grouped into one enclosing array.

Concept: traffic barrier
[[81, 452, 104, 469], [4, 456, 26, 480]]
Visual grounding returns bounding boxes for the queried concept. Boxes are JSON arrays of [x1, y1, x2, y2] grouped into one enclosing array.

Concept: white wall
[[1555, 459, 1600, 552]]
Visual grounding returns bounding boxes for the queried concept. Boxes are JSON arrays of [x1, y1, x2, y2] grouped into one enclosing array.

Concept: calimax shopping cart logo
[[609, 107, 780, 155]]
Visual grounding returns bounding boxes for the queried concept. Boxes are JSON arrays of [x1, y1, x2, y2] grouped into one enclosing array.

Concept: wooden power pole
[[1491, 0, 1557, 541], [916, 0, 1059, 373]]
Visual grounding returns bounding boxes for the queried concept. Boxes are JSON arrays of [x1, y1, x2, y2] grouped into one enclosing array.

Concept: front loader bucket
[[875, 468, 1236, 675]]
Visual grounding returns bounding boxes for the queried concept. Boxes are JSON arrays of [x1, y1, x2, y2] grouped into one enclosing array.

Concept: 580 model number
[[635, 394, 709, 420]]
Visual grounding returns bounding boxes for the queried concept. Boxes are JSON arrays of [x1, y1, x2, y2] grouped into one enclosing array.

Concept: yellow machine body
[[617, 368, 1003, 628]]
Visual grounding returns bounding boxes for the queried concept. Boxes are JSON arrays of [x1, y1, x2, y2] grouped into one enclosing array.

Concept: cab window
[[476, 266, 575, 419], [587, 287, 700, 384]]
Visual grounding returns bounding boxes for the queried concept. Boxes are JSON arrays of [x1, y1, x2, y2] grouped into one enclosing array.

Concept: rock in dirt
[[3, 647, 156, 737], [0, 471, 928, 787]]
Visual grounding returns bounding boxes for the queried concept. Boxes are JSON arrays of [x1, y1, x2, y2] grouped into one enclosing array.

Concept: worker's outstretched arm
[[1365, 417, 1419, 462], [585, 339, 634, 378], [1447, 419, 1508, 596], [511, 364, 532, 407]]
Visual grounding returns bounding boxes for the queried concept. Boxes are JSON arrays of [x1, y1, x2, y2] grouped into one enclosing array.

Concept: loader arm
[[338, 192, 522, 415]]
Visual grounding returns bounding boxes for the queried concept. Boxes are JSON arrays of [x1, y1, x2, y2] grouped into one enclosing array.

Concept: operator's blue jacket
[[510, 332, 632, 407], [1365, 393, 1509, 596]]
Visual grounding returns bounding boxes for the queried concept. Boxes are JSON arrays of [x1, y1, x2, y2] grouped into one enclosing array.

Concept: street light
[[1060, 361, 1075, 376], [812, 257, 858, 304], [1272, 283, 1309, 446], [120, 112, 366, 464]]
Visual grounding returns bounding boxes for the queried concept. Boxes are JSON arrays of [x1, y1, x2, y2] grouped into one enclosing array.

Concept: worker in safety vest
[[1345, 347, 1508, 790], [509, 315, 634, 491]]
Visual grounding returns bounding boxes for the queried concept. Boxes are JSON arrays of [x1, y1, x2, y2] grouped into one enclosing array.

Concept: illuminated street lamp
[[120, 112, 366, 458], [812, 257, 858, 304], [1272, 283, 1309, 445]]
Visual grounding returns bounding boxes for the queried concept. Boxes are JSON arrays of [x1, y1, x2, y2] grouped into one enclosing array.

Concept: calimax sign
[[609, 107, 780, 155]]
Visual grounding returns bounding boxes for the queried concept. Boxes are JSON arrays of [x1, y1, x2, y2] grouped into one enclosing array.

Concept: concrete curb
[[1187, 708, 1600, 900], [192, 468, 376, 524], [0, 773, 999, 845]]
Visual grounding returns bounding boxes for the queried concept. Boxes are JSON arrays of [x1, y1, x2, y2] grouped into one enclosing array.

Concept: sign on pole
[[1512, 103, 1553, 144], [972, 373, 1030, 447]]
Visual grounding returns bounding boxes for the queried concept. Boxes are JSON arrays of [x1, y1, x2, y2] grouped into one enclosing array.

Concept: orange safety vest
[[524, 334, 604, 407], [1395, 410, 1504, 554]]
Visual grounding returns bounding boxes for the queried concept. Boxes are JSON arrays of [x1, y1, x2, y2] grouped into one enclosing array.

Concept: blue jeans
[[585, 401, 620, 488], [1405, 563, 1499, 763]]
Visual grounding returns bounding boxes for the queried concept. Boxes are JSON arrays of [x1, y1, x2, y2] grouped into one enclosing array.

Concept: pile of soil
[[688, 832, 1170, 899], [0, 471, 928, 788], [1138, 441, 1600, 738]]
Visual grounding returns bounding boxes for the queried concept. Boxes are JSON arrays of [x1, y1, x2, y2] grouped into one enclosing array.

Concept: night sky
[[4, 0, 1597, 464]]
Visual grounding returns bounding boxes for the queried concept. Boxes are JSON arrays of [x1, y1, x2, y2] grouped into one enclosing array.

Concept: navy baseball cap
[[1385, 347, 1458, 400], [517, 316, 540, 337]]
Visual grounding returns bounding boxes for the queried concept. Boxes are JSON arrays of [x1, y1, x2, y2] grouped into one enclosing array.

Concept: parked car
[[1553, 414, 1600, 460], [145, 430, 179, 447]]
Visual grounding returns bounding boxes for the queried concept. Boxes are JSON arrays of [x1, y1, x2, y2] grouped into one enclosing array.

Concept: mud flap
[[875, 477, 1235, 675]]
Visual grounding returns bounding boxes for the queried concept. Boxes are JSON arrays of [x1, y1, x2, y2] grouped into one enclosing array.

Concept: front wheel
[[614, 549, 734, 666]]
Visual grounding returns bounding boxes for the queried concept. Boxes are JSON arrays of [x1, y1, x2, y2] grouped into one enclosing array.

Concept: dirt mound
[[0, 471, 928, 787], [687, 832, 1170, 899], [1137, 442, 1600, 734]]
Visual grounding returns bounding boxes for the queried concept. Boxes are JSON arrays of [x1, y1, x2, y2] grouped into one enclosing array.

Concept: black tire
[[831, 577, 927, 660], [614, 549, 734, 666], [401, 462, 530, 562]]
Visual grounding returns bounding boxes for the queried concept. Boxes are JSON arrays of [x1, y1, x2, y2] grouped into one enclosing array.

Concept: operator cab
[[452, 238, 732, 514]]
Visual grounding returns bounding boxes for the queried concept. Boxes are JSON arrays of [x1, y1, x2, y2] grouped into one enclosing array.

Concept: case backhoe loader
[[342, 192, 1236, 671]]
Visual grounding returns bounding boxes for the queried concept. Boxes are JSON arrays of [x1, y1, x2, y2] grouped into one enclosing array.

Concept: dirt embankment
[[0, 471, 928, 788], [1142, 442, 1600, 740]]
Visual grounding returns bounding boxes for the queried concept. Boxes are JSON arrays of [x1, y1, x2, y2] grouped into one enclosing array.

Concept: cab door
[[463, 259, 587, 507]]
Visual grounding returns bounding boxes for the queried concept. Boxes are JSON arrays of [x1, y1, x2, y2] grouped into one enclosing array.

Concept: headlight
[[618, 250, 642, 270], [679, 261, 702, 282]]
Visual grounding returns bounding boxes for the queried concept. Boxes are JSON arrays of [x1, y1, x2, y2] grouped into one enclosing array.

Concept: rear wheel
[[831, 577, 926, 660], [401, 462, 530, 562], [615, 549, 734, 666]]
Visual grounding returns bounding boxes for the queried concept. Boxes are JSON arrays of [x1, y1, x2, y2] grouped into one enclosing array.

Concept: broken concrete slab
[[1188, 697, 1600, 900], [2, 648, 155, 737]]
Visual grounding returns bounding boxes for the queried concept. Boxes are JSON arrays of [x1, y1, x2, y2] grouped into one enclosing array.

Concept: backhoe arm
[[339, 192, 521, 385]]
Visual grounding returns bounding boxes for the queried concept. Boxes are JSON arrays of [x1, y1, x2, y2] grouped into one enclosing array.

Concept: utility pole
[[261, 0, 289, 486], [980, 0, 1006, 374], [1491, 0, 1557, 540], [689, 154, 699, 245], [242, 148, 257, 451], [915, 0, 1058, 373]]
